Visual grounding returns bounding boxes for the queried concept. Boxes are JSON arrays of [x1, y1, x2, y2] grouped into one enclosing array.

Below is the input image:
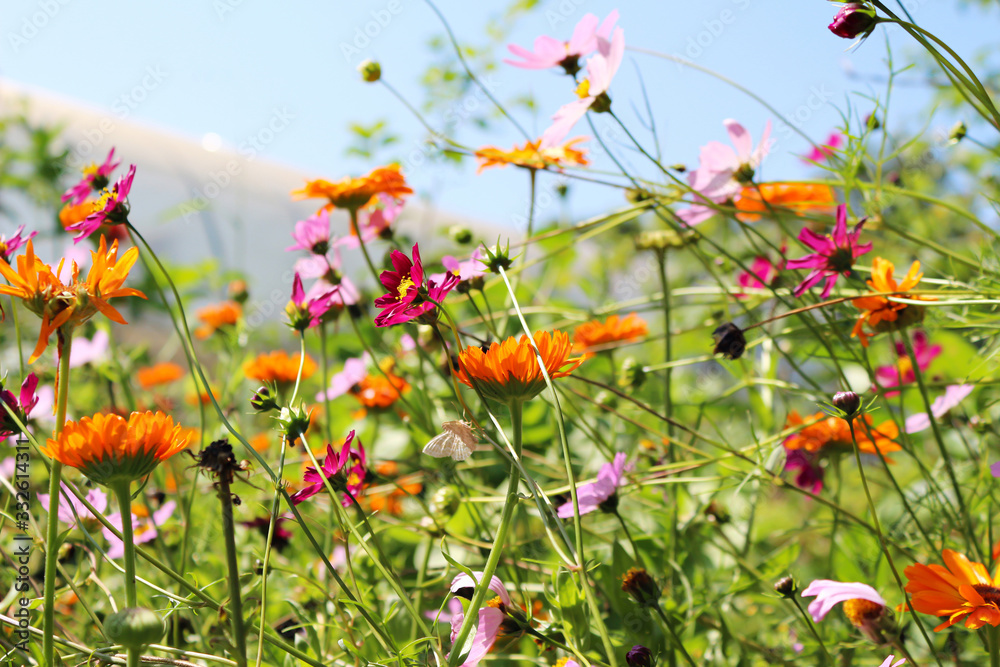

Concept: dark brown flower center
[[973, 584, 1000, 605]]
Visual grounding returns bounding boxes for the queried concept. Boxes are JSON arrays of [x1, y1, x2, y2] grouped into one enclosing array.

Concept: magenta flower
[[286, 209, 331, 254], [62, 148, 121, 205], [0, 225, 37, 263], [875, 330, 941, 394], [677, 119, 772, 226], [504, 10, 619, 75], [316, 354, 370, 402], [103, 500, 176, 559], [904, 384, 974, 434], [783, 449, 824, 493], [540, 27, 625, 148], [374, 243, 459, 327], [448, 572, 514, 667], [289, 272, 338, 330], [430, 248, 488, 286], [289, 430, 367, 507], [557, 452, 628, 517], [878, 657, 906, 667], [829, 3, 877, 40], [804, 133, 844, 163], [784, 204, 871, 298], [0, 373, 39, 439], [241, 515, 293, 552], [801, 579, 886, 622], [39, 482, 107, 528], [736, 250, 784, 297], [70, 164, 136, 242]]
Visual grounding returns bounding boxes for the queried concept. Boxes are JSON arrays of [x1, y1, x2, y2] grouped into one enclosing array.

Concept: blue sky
[[3, 0, 996, 227]]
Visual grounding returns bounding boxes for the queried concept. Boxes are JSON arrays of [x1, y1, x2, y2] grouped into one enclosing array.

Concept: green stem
[[351, 207, 383, 287], [10, 296, 24, 375], [43, 328, 73, 667], [217, 476, 248, 667], [652, 604, 698, 667], [319, 321, 333, 445], [788, 596, 832, 666], [112, 480, 140, 667], [447, 400, 523, 667], [989, 624, 1000, 667]]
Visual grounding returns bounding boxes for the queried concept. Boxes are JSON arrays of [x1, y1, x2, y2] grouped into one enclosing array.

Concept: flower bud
[[273, 404, 313, 445], [358, 59, 381, 83], [618, 357, 646, 389], [105, 607, 164, 650], [626, 645, 654, 667], [712, 322, 746, 360], [621, 567, 660, 606], [828, 3, 877, 39], [832, 391, 862, 417], [250, 386, 278, 413], [635, 229, 697, 251], [449, 225, 473, 245], [482, 239, 516, 274], [774, 576, 797, 598], [429, 485, 461, 519], [228, 279, 249, 304], [949, 120, 967, 145]]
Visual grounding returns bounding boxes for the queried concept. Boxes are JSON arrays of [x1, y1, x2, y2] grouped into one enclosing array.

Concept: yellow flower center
[[0, 241, 7, 255], [486, 595, 504, 610], [896, 356, 913, 377], [83, 163, 100, 178], [347, 472, 361, 487], [842, 598, 883, 628], [575, 78, 591, 99], [396, 276, 415, 299], [93, 189, 114, 212]]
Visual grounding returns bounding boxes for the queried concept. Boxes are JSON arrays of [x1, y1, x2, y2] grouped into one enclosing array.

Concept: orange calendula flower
[[291, 164, 412, 211], [244, 351, 317, 383], [353, 372, 410, 410], [136, 362, 185, 389], [573, 312, 648, 352], [42, 411, 193, 485], [475, 137, 589, 173], [0, 237, 146, 363], [783, 410, 900, 456], [903, 549, 1000, 631], [455, 330, 585, 403], [851, 257, 934, 347], [735, 182, 837, 222], [195, 301, 242, 339]]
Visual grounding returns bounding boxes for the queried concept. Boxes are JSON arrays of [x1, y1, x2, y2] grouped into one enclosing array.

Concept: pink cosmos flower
[[677, 119, 773, 225], [448, 572, 513, 667], [0, 225, 37, 263], [430, 248, 488, 286], [0, 373, 39, 439], [540, 27, 625, 149], [39, 482, 108, 528], [374, 243, 459, 327], [286, 209, 331, 254], [289, 430, 367, 507], [785, 204, 872, 298], [335, 197, 402, 250], [557, 452, 628, 517], [68, 329, 110, 368], [63, 148, 121, 205], [70, 164, 136, 242], [783, 449, 824, 493], [427, 598, 465, 625], [904, 384, 974, 434], [875, 331, 941, 394], [0, 457, 14, 479], [736, 249, 785, 298], [103, 500, 176, 559], [801, 579, 886, 622], [877, 656, 906, 667], [804, 133, 844, 163], [504, 10, 619, 74], [316, 354, 370, 402], [290, 272, 337, 329]]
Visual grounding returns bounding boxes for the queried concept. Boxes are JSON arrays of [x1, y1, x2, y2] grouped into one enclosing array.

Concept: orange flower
[[903, 549, 1000, 631], [244, 351, 317, 383], [42, 411, 192, 485], [291, 164, 412, 211], [851, 258, 934, 347], [136, 362, 185, 389], [367, 461, 422, 516], [250, 432, 272, 452], [734, 183, 837, 222], [0, 236, 146, 363], [195, 301, 242, 339], [352, 372, 410, 410], [783, 411, 900, 456], [475, 138, 589, 173], [573, 313, 648, 352], [59, 201, 96, 229], [455, 330, 585, 403]]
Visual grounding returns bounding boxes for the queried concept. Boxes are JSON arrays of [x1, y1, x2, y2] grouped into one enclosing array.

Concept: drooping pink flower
[[677, 119, 773, 225], [448, 572, 514, 667], [316, 354, 371, 402], [430, 248, 488, 286], [70, 164, 136, 242], [289, 430, 367, 507], [804, 133, 844, 163], [829, 3, 877, 40], [783, 448, 824, 493], [875, 330, 941, 394], [801, 580, 887, 622], [785, 204, 872, 298], [540, 27, 625, 149], [63, 148, 121, 205], [0, 373, 39, 439], [335, 197, 402, 250], [39, 481, 108, 528], [736, 248, 785, 297], [904, 384, 974, 434], [557, 452, 628, 517], [286, 209, 331, 254], [504, 10, 619, 74], [68, 329, 110, 368], [103, 500, 176, 559], [0, 225, 37, 263], [374, 243, 459, 327]]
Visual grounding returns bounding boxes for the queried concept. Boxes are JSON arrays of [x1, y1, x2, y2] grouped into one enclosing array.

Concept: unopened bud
[[626, 645, 654, 667], [621, 567, 660, 606], [774, 576, 797, 598], [618, 357, 646, 389], [712, 322, 746, 360], [949, 120, 967, 145], [250, 386, 278, 413], [450, 225, 473, 245], [105, 607, 164, 650], [832, 391, 861, 417], [358, 59, 381, 83]]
